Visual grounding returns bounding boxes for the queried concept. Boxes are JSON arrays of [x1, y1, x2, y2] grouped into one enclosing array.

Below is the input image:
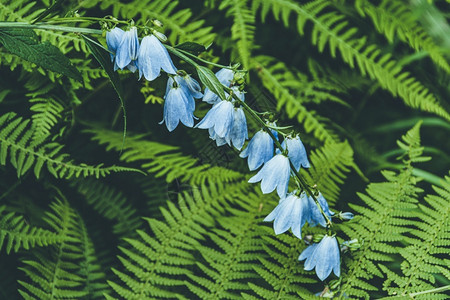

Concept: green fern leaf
[[0, 112, 142, 179], [243, 227, 317, 299], [73, 178, 142, 238], [252, 55, 339, 142], [380, 174, 450, 299], [251, 0, 450, 121], [339, 122, 427, 299], [355, 0, 450, 74], [86, 127, 244, 186], [186, 192, 265, 299], [0, 205, 62, 254], [106, 182, 250, 298], [219, 0, 256, 70], [18, 198, 109, 299], [301, 140, 360, 204]]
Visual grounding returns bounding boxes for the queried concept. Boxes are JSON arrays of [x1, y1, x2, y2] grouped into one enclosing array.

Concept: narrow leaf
[[196, 66, 226, 100], [175, 42, 206, 55], [83, 35, 127, 150]]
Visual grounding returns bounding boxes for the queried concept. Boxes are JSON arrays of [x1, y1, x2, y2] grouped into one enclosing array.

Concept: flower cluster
[[106, 26, 354, 282]]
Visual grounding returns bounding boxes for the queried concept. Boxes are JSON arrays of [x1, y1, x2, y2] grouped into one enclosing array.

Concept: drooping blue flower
[[178, 74, 203, 99], [228, 107, 248, 150], [195, 100, 234, 138], [264, 191, 310, 238], [115, 27, 140, 71], [299, 235, 341, 281], [137, 35, 177, 81], [106, 27, 124, 62], [160, 77, 195, 132], [203, 68, 234, 104], [240, 129, 274, 171], [307, 193, 334, 227], [248, 154, 291, 198], [278, 134, 310, 172]]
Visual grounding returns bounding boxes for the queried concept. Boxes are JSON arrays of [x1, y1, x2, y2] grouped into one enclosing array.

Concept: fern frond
[[219, 0, 256, 69], [339, 122, 426, 299], [29, 97, 64, 142], [18, 199, 88, 299], [301, 140, 358, 205], [86, 127, 244, 186], [252, 56, 339, 142], [380, 173, 450, 299], [0, 205, 62, 254], [251, 0, 450, 121], [77, 210, 111, 299], [355, 0, 450, 74], [73, 178, 142, 238], [84, 0, 216, 46], [242, 226, 317, 299], [185, 191, 264, 299], [106, 183, 250, 299], [0, 112, 141, 179]]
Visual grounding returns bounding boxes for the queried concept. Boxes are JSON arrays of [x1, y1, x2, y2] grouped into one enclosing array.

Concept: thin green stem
[[0, 22, 103, 34], [174, 48, 236, 70]]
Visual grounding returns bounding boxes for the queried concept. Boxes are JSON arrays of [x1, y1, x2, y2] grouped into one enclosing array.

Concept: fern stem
[[0, 22, 103, 35], [233, 92, 332, 227]]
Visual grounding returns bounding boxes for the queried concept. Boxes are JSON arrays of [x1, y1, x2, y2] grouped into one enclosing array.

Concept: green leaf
[[196, 65, 226, 100], [0, 28, 82, 81], [175, 42, 206, 55], [83, 35, 127, 150]]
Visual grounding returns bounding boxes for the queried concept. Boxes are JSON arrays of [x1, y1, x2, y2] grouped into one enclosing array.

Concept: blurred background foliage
[[0, 0, 449, 299]]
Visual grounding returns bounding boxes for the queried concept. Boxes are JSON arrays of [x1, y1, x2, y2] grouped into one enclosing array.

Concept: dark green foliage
[[0, 205, 62, 254], [0, 113, 141, 179], [0, 0, 449, 299], [0, 28, 82, 81], [19, 199, 109, 299]]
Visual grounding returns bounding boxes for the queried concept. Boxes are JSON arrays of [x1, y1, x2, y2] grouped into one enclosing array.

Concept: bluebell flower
[[248, 154, 291, 198], [137, 35, 177, 81], [195, 100, 234, 137], [278, 134, 310, 172], [229, 107, 248, 150], [115, 27, 140, 71], [203, 68, 234, 104], [299, 235, 341, 281], [208, 127, 227, 147], [307, 193, 334, 227], [167, 74, 202, 100], [264, 191, 310, 238], [240, 129, 274, 171], [160, 77, 195, 132], [178, 74, 203, 99], [106, 27, 124, 63]]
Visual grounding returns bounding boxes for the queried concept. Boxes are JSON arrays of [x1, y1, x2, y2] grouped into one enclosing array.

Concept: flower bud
[[153, 31, 168, 42], [152, 19, 164, 27], [339, 212, 354, 220]]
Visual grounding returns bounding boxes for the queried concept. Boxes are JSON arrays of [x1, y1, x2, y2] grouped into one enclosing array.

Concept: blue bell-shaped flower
[[299, 235, 341, 281], [115, 26, 140, 71], [248, 154, 291, 198], [137, 35, 177, 81]]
